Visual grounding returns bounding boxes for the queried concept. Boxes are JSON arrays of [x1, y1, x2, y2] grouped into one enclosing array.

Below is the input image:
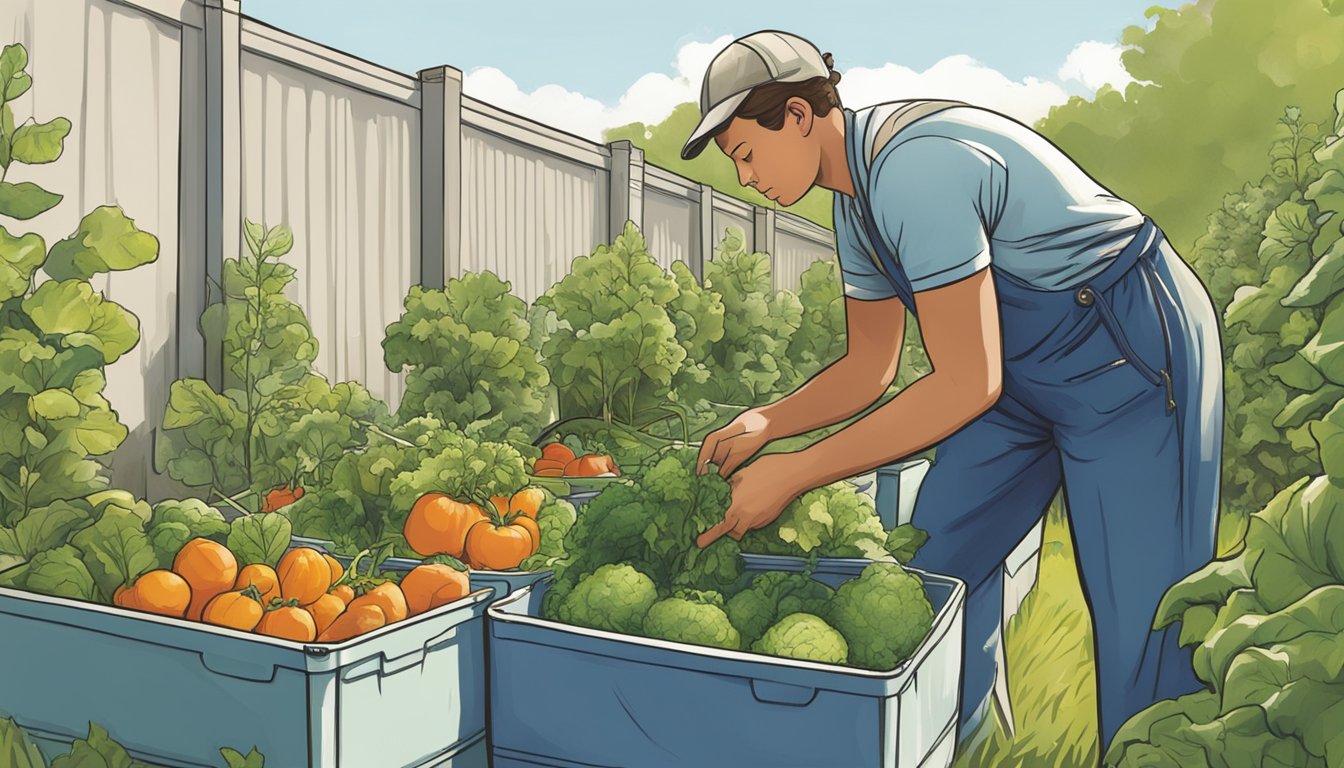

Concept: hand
[[696, 453, 807, 548], [697, 408, 773, 478]]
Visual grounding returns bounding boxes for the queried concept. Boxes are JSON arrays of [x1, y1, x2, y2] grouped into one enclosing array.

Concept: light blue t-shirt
[[833, 103, 1145, 300]]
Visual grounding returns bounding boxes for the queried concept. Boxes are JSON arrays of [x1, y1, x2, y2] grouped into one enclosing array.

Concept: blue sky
[[243, 0, 1164, 139]]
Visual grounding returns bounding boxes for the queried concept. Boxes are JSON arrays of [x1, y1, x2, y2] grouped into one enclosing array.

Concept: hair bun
[[821, 52, 841, 85]]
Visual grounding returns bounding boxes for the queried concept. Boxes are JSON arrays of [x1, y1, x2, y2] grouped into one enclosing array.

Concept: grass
[[950, 504, 1248, 768]]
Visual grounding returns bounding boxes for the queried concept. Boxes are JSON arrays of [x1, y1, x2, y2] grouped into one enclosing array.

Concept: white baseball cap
[[680, 30, 831, 160]]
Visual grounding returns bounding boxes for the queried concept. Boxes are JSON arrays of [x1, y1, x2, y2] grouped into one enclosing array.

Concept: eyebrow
[[730, 141, 746, 158]]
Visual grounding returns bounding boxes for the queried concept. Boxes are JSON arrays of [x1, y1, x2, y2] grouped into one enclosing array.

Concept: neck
[[814, 109, 855, 197]]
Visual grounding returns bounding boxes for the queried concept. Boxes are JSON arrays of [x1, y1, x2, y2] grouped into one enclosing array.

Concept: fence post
[[201, 0, 242, 391], [608, 140, 644, 240], [419, 65, 463, 289], [753, 206, 777, 257], [696, 183, 715, 279]]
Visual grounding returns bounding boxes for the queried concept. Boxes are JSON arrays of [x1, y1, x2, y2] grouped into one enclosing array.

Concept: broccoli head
[[551, 563, 658, 635], [739, 484, 889, 559], [829, 562, 935, 670], [753, 612, 849, 665], [725, 571, 836, 647], [521, 495, 578, 570], [643, 590, 740, 650], [149, 498, 229, 543]]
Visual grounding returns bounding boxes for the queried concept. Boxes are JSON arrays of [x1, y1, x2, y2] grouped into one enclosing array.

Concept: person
[[684, 30, 1223, 756]]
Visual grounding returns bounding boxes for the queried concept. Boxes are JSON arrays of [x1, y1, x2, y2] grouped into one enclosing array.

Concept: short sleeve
[[833, 196, 898, 301], [870, 136, 1003, 293]]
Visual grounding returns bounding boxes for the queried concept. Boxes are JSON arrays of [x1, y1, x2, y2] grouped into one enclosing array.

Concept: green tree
[[604, 103, 833, 228], [1036, 0, 1344, 254]]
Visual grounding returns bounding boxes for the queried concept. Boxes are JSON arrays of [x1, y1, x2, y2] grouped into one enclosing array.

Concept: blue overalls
[[849, 146, 1224, 750]]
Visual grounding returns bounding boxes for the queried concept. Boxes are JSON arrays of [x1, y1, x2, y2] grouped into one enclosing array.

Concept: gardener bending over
[[688, 30, 1223, 756]]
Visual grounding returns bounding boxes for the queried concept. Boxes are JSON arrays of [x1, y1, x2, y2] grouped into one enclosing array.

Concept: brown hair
[[734, 52, 843, 130]]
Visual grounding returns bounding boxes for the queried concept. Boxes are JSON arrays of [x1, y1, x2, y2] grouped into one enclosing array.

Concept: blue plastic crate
[[487, 563, 966, 768], [0, 581, 493, 768]]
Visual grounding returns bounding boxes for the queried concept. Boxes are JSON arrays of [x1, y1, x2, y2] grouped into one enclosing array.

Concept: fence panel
[[460, 104, 609, 303], [239, 33, 420, 411]]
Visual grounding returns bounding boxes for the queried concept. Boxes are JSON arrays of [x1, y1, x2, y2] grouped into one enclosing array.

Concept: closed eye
[[744, 151, 753, 163]]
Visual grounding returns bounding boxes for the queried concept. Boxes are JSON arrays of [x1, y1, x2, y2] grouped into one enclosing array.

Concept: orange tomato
[[234, 564, 281, 604], [173, 538, 238, 621], [509, 488, 547, 519], [201, 587, 264, 631], [464, 517, 535, 570], [308, 593, 346, 636], [400, 564, 471, 615], [316, 603, 386, 643], [539, 442, 577, 465], [402, 494, 487, 559], [256, 605, 318, 642], [127, 570, 193, 618], [276, 548, 332, 606]]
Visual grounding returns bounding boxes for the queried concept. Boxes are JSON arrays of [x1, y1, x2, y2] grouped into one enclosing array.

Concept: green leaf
[[220, 746, 266, 768], [22, 280, 140, 364], [0, 224, 45, 302], [43, 206, 159, 281], [227, 514, 292, 567], [1276, 384, 1344, 429], [148, 522, 192, 571], [1269, 353, 1325, 391], [0, 181, 62, 221], [1300, 295, 1344, 386], [0, 45, 29, 101], [0, 716, 47, 768], [23, 544, 97, 601], [10, 117, 70, 165], [1284, 236, 1344, 308], [51, 722, 138, 768], [28, 389, 80, 420], [243, 220, 265, 257], [70, 507, 154, 601], [261, 225, 294, 259], [14, 500, 94, 558]]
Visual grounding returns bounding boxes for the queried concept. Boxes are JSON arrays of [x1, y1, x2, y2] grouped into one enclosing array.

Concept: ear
[[786, 97, 816, 137]]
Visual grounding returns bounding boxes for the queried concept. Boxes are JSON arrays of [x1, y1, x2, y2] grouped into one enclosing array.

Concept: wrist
[[775, 450, 817, 499]]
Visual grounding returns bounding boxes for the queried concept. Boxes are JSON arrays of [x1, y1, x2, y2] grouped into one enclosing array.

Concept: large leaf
[[227, 513, 292, 567], [13, 499, 94, 558], [10, 116, 70, 165], [1284, 237, 1344, 308], [1300, 295, 1344, 386], [0, 224, 44, 302], [44, 206, 159, 280], [1275, 384, 1344, 429], [0, 181, 61, 221], [70, 506, 155, 600], [51, 722, 149, 768], [23, 544, 97, 601], [22, 279, 140, 364]]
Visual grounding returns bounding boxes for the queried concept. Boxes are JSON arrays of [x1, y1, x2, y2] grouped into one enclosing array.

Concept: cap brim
[[680, 90, 753, 161]]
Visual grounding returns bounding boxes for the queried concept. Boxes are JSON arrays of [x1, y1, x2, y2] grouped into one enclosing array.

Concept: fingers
[[717, 444, 756, 478], [696, 518, 736, 549], [697, 435, 718, 475], [710, 436, 737, 476]]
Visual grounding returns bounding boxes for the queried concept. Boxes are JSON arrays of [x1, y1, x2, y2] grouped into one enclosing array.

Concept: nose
[[739, 165, 758, 189]]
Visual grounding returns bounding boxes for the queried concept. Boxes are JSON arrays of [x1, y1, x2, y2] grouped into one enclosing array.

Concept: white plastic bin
[[486, 564, 966, 768]]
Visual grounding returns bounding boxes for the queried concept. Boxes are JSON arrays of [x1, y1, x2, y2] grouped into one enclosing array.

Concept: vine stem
[[210, 485, 252, 517]]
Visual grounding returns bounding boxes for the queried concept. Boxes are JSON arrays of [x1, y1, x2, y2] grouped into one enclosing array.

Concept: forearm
[[758, 355, 894, 441], [786, 371, 996, 491]]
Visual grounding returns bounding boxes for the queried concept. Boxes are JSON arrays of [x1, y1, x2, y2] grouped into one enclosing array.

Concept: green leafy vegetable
[[69, 507, 154, 601], [0, 716, 46, 768], [227, 514, 292, 567]]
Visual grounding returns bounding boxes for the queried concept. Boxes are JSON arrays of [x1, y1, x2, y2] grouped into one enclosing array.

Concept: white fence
[[1, 0, 837, 500]]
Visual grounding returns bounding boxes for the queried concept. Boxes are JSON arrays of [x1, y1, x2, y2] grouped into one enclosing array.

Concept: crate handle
[[750, 680, 818, 707], [380, 625, 458, 674], [199, 652, 279, 682]]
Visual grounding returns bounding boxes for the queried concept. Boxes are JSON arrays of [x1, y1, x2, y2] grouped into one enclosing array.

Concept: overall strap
[[854, 99, 969, 316]]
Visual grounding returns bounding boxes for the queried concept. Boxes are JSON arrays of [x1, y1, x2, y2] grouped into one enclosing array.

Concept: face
[[713, 97, 822, 207]]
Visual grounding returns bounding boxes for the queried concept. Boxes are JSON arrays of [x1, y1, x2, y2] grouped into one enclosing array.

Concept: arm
[[696, 269, 1002, 547], [787, 267, 1002, 487], [758, 295, 907, 440]]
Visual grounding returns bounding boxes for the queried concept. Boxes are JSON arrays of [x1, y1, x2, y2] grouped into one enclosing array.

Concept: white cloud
[[837, 55, 1071, 125], [461, 35, 730, 141], [1058, 41, 1135, 92], [462, 37, 1131, 141]]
